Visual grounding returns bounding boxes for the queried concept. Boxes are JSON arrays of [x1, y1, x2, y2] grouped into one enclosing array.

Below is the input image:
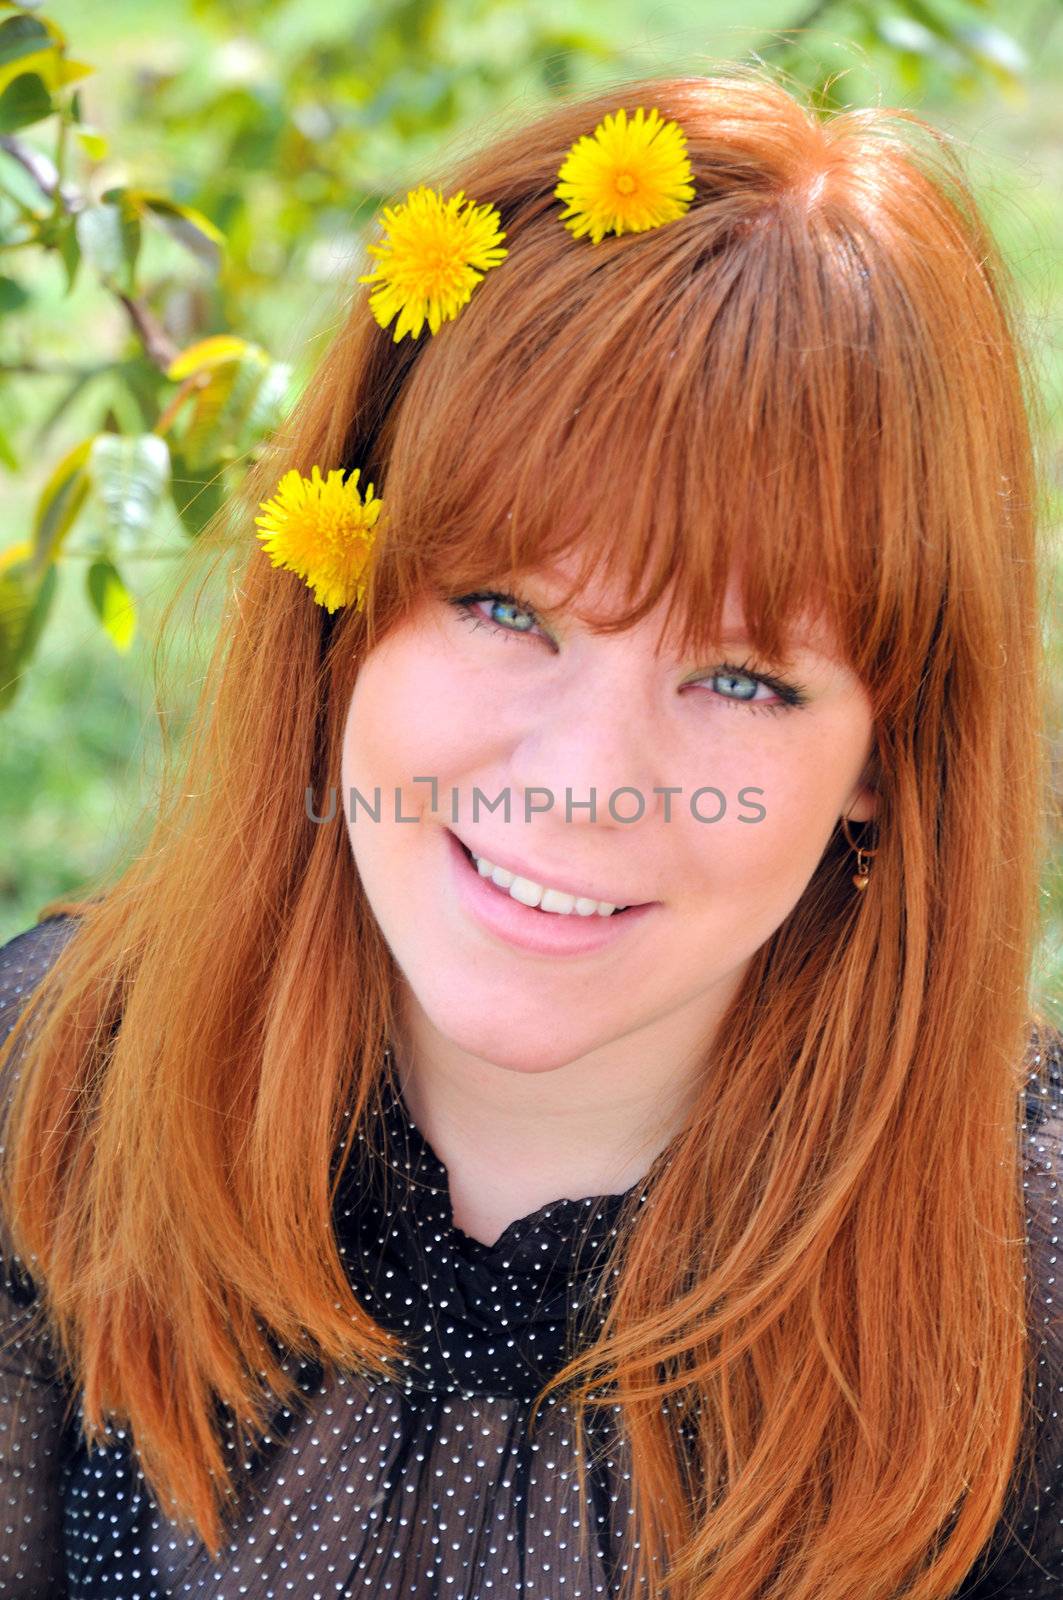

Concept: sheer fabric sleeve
[[0, 915, 81, 1600], [955, 1022, 1063, 1598]]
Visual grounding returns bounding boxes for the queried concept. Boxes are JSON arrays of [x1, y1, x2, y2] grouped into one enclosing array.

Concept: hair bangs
[[368, 190, 923, 689]]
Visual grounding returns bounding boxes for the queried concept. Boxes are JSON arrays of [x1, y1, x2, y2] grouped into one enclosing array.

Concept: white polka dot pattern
[[0, 914, 1060, 1598]]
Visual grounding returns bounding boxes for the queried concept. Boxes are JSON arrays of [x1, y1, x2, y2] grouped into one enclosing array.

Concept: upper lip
[[449, 828, 650, 908]]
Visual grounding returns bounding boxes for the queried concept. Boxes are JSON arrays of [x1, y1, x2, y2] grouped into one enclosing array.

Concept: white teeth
[[470, 852, 624, 916]]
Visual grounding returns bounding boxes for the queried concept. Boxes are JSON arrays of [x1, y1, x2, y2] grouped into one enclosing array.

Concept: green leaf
[[0, 569, 35, 709], [228, 359, 292, 456], [876, 9, 1027, 96], [75, 199, 141, 294], [13, 553, 54, 664], [0, 272, 28, 312], [169, 451, 227, 537], [0, 12, 84, 97], [30, 437, 93, 574], [44, 56, 92, 91], [179, 361, 241, 469], [86, 557, 136, 652], [137, 194, 224, 274], [0, 421, 17, 471], [75, 125, 107, 161], [175, 351, 289, 469], [88, 432, 170, 550], [0, 69, 52, 132], [954, 23, 1028, 82], [56, 216, 80, 292], [875, 15, 963, 70], [166, 333, 256, 380], [0, 13, 48, 71], [892, 0, 958, 43], [0, 557, 56, 711]]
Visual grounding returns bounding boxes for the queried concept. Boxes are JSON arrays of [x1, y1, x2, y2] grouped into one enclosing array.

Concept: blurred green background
[[0, 0, 1060, 1011]]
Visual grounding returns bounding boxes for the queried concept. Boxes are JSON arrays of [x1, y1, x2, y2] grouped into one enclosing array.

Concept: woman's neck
[[391, 990, 734, 1247]]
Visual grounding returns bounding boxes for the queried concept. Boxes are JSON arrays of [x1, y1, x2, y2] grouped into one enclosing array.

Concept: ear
[[844, 746, 881, 825], [844, 782, 879, 825]]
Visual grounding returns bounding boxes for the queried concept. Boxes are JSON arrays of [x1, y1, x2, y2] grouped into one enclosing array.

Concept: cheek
[[673, 737, 858, 903], [340, 658, 437, 934], [343, 646, 463, 785]]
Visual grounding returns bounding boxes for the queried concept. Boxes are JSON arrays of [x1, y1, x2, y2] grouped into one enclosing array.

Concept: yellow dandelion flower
[[255, 466, 382, 614], [357, 184, 508, 342], [555, 106, 695, 245]]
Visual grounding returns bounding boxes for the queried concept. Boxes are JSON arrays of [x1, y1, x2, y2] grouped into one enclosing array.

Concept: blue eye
[[449, 590, 546, 641], [699, 661, 810, 716], [447, 591, 810, 714]]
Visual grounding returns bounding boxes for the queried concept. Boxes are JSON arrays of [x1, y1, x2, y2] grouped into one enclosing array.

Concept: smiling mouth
[[452, 835, 638, 916]]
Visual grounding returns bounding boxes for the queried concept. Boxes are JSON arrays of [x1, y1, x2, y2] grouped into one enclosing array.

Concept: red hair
[[2, 62, 1059, 1599]]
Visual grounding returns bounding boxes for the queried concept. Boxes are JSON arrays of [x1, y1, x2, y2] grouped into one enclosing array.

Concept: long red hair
[[2, 62, 1059, 1599]]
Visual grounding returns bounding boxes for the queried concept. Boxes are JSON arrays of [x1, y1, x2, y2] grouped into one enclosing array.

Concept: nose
[[506, 650, 667, 829]]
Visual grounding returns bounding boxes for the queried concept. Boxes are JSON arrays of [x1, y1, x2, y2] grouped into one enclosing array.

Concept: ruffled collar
[[332, 1061, 647, 1398]]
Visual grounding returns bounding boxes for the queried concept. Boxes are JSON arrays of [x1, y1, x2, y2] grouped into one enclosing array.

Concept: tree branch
[[116, 293, 179, 372], [0, 133, 80, 213], [0, 133, 179, 374], [0, 361, 113, 377]]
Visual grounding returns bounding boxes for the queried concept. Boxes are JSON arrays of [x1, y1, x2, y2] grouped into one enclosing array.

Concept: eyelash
[[448, 590, 811, 715]]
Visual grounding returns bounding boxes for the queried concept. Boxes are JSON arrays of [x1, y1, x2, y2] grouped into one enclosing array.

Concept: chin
[[471, 1042, 575, 1075], [451, 1024, 584, 1075], [416, 991, 595, 1074]]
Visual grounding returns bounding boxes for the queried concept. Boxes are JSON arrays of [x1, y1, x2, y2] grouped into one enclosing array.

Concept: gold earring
[[840, 811, 878, 891]]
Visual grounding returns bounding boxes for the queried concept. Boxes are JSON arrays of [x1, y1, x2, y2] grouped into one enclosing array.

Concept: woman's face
[[341, 557, 878, 1077]]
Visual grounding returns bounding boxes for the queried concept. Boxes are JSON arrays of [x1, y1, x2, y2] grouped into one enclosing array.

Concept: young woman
[[1, 65, 1060, 1600]]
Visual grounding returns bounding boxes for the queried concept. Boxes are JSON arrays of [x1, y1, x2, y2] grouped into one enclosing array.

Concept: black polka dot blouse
[[0, 915, 1060, 1598]]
